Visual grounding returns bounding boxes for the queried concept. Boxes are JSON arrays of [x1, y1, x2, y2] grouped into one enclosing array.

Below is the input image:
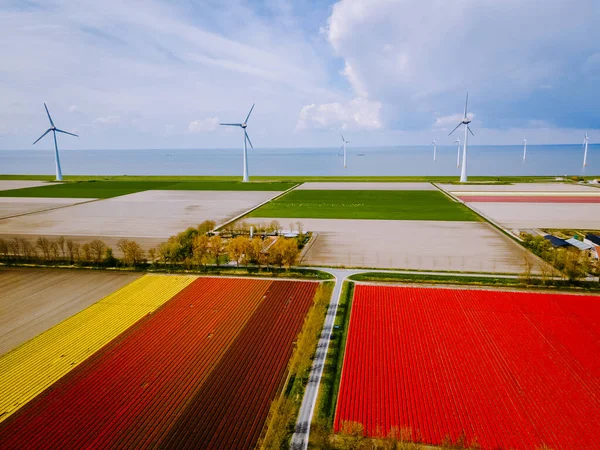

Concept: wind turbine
[[523, 138, 527, 162], [454, 139, 461, 168], [220, 104, 255, 182], [449, 92, 474, 183], [432, 140, 437, 162], [33, 103, 78, 181], [340, 133, 350, 168], [583, 133, 589, 168]]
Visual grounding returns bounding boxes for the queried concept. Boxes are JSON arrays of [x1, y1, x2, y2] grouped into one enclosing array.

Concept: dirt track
[[0, 268, 140, 356], [0, 197, 95, 219]]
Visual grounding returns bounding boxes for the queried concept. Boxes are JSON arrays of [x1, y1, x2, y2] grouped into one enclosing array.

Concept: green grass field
[[248, 189, 479, 221], [0, 180, 296, 198]]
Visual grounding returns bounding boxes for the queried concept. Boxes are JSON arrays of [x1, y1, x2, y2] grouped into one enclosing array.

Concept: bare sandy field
[[0, 181, 56, 191], [0, 197, 96, 219], [249, 218, 544, 273], [0, 268, 141, 356], [0, 190, 280, 240], [440, 183, 599, 192], [468, 202, 600, 229], [296, 182, 435, 190]]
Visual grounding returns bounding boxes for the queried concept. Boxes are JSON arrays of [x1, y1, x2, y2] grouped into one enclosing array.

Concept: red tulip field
[[0, 277, 318, 449], [334, 285, 600, 450]]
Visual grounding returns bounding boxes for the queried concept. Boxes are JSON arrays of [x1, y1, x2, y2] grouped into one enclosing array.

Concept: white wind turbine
[[449, 92, 475, 183], [220, 104, 256, 182], [340, 133, 350, 168], [583, 133, 589, 168], [454, 139, 461, 168], [432, 140, 437, 162], [523, 138, 527, 162], [33, 103, 78, 181]]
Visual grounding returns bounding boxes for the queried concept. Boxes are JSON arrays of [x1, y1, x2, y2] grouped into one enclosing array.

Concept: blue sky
[[0, 0, 598, 149]]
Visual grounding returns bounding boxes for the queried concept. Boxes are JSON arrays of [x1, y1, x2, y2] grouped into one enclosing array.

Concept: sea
[[0, 145, 597, 177]]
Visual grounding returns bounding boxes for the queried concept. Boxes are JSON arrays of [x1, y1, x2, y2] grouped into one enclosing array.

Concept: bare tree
[[66, 240, 81, 263], [117, 239, 145, 266], [295, 221, 304, 235], [56, 236, 66, 258], [49, 241, 60, 260], [89, 240, 107, 263], [36, 237, 52, 260], [0, 238, 8, 257], [81, 243, 92, 262]]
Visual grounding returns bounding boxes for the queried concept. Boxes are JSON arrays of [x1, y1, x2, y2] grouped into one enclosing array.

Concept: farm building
[[543, 235, 572, 248]]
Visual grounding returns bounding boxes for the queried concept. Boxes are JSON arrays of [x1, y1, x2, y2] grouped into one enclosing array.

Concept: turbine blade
[[33, 128, 52, 145], [468, 126, 475, 137], [448, 122, 462, 136], [244, 103, 255, 124], [245, 131, 254, 149], [340, 132, 345, 142], [55, 128, 78, 137], [464, 92, 469, 118], [220, 123, 242, 126], [44, 103, 55, 127]]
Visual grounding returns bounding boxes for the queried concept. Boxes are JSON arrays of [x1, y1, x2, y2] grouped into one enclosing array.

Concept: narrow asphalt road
[[290, 268, 360, 450]]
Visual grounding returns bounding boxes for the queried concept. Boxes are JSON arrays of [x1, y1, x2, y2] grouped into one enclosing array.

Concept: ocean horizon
[[1, 145, 597, 177]]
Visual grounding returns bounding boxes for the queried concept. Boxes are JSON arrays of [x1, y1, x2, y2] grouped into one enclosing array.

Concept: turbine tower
[[449, 92, 475, 183], [454, 139, 461, 168], [340, 133, 350, 168], [432, 140, 437, 162], [33, 103, 78, 181], [220, 104, 255, 182], [523, 138, 527, 162], [583, 133, 589, 168]]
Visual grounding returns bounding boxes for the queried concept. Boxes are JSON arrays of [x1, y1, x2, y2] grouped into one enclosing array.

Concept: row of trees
[[219, 220, 305, 237], [520, 233, 598, 282], [0, 219, 303, 270]]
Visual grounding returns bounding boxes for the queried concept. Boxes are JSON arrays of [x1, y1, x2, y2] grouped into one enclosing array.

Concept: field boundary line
[[213, 183, 302, 231], [0, 198, 104, 221]]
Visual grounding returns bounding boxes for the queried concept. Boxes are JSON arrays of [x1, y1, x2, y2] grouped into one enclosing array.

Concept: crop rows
[[0, 274, 195, 422], [0, 277, 318, 449], [334, 285, 600, 450]]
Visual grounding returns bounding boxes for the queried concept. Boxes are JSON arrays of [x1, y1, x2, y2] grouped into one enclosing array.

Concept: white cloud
[[188, 117, 219, 133], [296, 97, 382, 131], [94, 115, 120, 125], [68, 105, 79, 113], [326, 0, 600, 127]]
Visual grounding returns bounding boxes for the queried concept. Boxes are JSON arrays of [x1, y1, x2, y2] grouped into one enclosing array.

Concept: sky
[[0, 0, 598, 150]]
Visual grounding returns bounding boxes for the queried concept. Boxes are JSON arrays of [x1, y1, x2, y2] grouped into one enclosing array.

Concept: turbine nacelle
[[462, 118, 471, 125]]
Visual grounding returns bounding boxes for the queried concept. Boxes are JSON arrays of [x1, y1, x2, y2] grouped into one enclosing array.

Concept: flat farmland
[[440, 182, 600, 192], [0, 180, 295, 198], [250, 218, 544, 273], [0, 190, 281, 242], [468, 202, 600, 229], [0, 268, 141, 356], [0, 277, 319, 449], [0, 197, 95, 219], [0, 274, 195, 421], [335, 285, 600, 450], [295, 182, 436, 190], [0, 181, 55, 192], [249, 190, 478, 221]]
